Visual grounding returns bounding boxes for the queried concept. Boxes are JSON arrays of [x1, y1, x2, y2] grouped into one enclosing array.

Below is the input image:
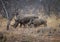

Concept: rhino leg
[[19, 23, 22, 27], [44, 23, 47, 27], [12, 21, 19, 28]]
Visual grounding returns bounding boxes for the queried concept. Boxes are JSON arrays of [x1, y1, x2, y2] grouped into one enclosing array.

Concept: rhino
[[12, 15, 38, 28], [28, 18, 47, 27]]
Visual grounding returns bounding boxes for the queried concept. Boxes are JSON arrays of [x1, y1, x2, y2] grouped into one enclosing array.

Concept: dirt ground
[[0, 15, 60, 42]]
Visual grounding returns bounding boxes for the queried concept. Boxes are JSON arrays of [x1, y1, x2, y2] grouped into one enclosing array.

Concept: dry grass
[[47, 15, 60, 28], [0, 15, 60, 42]]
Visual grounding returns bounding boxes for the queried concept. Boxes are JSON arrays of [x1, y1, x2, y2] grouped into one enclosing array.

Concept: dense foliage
[[0, 0, 60, 18]]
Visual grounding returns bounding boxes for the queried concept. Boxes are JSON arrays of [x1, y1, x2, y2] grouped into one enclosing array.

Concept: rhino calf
[[28, 18, 47, 27]]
